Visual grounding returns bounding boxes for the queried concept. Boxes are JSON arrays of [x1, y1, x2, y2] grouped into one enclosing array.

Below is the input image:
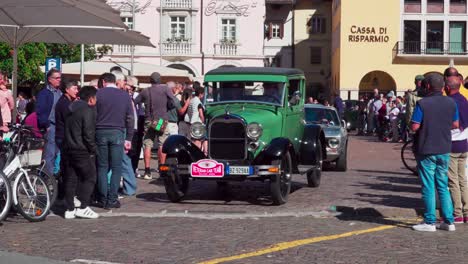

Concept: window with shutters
[[310, 47, 322, 64], [121, 16, 133, 29], [308, 17, 326, 34], [170, 16, 186, 40], [265, 21, 284, 40]]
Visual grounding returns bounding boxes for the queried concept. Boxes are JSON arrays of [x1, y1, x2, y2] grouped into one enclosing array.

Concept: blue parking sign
[[45, 57, 62, 73]]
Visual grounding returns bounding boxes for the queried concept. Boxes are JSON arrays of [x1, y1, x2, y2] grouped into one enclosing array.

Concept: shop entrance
[[358, 71, 396, 98]]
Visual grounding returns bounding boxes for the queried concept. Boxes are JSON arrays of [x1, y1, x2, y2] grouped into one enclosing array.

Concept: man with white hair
[[95, 72, 134, 209]]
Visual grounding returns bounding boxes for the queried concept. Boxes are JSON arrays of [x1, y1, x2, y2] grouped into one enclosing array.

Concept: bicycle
[[401, 140, 418, 175], [0, 170, 12, 222], [2, 124, 51, 222]]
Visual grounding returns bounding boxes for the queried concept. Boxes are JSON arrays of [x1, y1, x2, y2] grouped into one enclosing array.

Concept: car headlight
[[328, 138, 340, 148], [246, 122, 263, 140], [190, 122, 206, 139]]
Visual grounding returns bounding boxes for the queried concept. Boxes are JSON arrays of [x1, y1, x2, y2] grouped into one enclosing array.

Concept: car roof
[[304, 104, 337, 111], [205, 67, 304, 76]]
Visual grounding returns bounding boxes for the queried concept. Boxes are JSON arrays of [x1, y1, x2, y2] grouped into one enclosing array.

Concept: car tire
[[307, 139, 322, 187], [163, 157, 190, 203], [270, 152, 292, 205], [335, 142, 348, 172]]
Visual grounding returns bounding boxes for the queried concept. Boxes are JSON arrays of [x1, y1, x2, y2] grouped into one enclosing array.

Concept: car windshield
[[305, 108, 340, 125], [205, 81, 285, 106]]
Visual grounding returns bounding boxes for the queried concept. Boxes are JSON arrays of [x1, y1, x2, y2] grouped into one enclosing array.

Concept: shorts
[[143, 122, 178, 149]]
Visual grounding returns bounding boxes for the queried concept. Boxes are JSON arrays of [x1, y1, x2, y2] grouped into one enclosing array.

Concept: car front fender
[[253, 138, 298, 169], [162, 135, 205, 164]]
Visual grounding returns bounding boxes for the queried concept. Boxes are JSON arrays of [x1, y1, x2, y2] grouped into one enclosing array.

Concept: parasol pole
[[80, 44, 85, 85], [12, 27, 18, 121]]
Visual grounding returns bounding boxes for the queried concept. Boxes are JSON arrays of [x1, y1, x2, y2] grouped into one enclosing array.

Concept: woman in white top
[[185, 87, 206, 153]]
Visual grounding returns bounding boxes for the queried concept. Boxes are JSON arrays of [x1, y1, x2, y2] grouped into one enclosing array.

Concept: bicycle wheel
[[401, 140, 418, 175], [36, 169, 57, 205], [0, 172, 12, 222], [14, 172, 51, 222]]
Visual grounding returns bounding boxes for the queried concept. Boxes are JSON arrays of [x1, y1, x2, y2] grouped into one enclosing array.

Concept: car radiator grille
[[209, 118, 246, 160]]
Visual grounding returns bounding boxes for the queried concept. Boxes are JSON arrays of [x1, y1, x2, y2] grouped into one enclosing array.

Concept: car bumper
[[325, 147, 341, 161], [159, 162, 280, 180]]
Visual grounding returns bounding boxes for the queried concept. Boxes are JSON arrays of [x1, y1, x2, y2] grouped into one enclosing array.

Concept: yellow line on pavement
[[198, 225, 395, 264]]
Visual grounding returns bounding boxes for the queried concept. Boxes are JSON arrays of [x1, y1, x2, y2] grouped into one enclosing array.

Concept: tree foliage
[[0, 43, 96, 86], [45, 44, 96, 63]]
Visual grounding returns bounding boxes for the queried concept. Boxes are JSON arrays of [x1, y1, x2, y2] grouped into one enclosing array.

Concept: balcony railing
[[450, 2, 467, 13], [394, 41, 468, 56], [427, 2, 444, 13], [113, 44, 133, 54], [161, 42, 192, 55], [404, 2, 421, 13], [162, 0, 192, 9], [214, 43, 239, 56]]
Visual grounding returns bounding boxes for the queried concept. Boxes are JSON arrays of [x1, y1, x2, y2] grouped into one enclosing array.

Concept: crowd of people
[[0, 67, 204, 220]]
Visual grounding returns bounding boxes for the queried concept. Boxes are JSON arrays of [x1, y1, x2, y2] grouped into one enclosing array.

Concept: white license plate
[[229, 166, 251, 175]]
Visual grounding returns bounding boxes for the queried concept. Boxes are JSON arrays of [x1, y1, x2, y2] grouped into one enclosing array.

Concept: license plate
[[191, 159, 224, 178], [228, 166, 251, 175]]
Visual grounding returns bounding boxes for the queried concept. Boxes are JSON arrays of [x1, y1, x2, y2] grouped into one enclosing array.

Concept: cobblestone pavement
[[1, 135, 458, 264]]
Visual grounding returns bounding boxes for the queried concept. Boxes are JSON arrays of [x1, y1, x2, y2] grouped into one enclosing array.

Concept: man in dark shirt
[[55, 78, 79, 149], [54, 78, 79, 200], [444, 77, 468, 224], [411, 73, 459, 232], [63, 86, 99, 219], [96, 72, 134, 209], [134, 72, 174, 180]]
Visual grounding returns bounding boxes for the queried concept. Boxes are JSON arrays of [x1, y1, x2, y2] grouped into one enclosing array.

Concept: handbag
[[146, 86, 168, 133]]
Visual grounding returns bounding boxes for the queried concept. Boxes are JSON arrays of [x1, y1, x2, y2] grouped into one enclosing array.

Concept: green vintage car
[[160, 67, 326, 205]]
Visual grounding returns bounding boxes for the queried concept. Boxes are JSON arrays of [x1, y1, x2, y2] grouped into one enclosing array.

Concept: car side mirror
[[341, 120, 347, 128]]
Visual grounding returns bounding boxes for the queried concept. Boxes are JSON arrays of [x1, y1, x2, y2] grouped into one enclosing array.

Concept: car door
[[285, 78, 305, 152]]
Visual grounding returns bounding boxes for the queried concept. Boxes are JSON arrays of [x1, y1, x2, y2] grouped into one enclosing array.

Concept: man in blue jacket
[[36, 68, 62, 175], [96, 72, 134, 209]]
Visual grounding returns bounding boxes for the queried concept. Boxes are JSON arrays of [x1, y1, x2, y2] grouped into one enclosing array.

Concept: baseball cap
[[150, 72, 161, 84], [415, 75, 425, 81]]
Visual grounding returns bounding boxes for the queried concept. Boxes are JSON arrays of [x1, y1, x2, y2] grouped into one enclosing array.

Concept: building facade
[[294, 0, 332, 99], [107, 0, 268, 78], [332, 0, 468, 100], [264, 0, 295, 68]]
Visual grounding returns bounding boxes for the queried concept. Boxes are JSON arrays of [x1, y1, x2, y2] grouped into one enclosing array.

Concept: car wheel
[[307, 139, 322, 187], [335, 142, 348, 172], [270, 152, 292, 205], [163, 157, 190, 203]]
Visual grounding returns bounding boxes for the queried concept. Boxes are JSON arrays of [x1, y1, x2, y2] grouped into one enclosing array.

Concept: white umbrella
[[0, 0, 154, 112], [40, 60, 194, 85]]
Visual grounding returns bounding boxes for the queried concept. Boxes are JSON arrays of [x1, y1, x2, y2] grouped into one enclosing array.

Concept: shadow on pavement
[[374, 175, 420, 186], [352, 193, 423, 209], [334, 206, 418, 229], [355, 169, 414, 176], [352, 182, 421, 194], [136, 180, 307, 206]]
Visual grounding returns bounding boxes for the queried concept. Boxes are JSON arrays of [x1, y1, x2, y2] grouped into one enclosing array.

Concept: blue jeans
[[96, 129, 124, 204], [122, 154, 137, 196], [43, 125, 59, 175], [417, 153, 454, 224]]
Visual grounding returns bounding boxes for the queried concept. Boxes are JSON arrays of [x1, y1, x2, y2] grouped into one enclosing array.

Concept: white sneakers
[[64, 207, 99, 219], [412, 223, 436, 232], [64, 209, 77, 219], [412, 222, 456, 232], [75, 207, 100, 219], [74, 197, 81, 208], [436, 222, 456, 231]]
